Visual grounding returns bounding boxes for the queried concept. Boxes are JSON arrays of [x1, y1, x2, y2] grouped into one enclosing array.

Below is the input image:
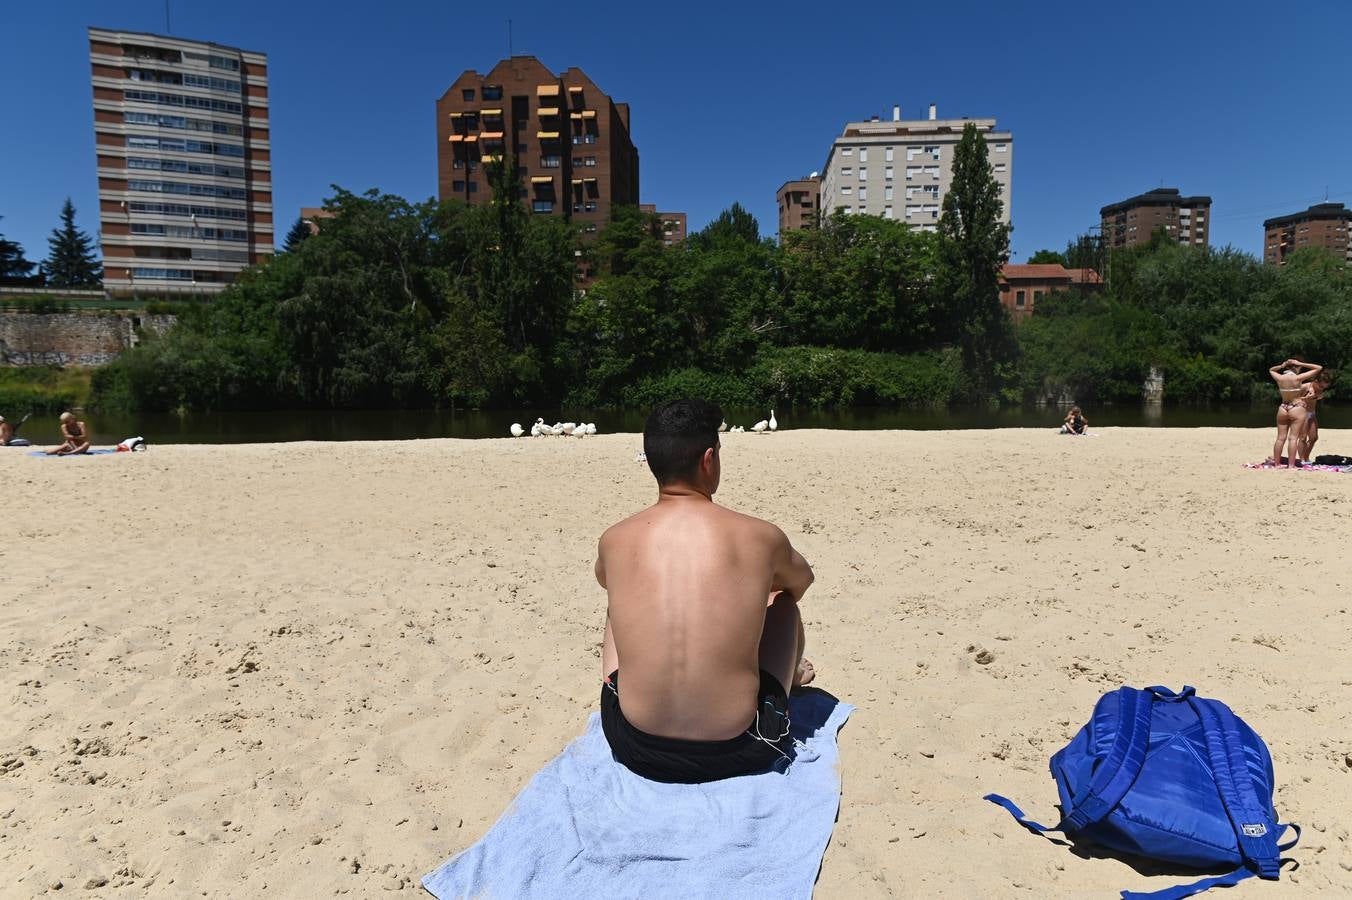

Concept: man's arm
[[770, 525, 814, 602]]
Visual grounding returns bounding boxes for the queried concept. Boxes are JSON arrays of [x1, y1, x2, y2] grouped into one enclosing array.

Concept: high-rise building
[[776, 176, 820, 238], [1099, 188, 1210, 249], [817, 105, 1012, 232], [89, 27, 273, 297], [436, 56, 639, 236], [1263, 202, 1351, 266], [639, 204, 687, 245]]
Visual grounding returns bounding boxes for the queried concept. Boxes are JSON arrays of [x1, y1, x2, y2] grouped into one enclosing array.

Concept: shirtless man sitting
[[594, 398, 816, 784]]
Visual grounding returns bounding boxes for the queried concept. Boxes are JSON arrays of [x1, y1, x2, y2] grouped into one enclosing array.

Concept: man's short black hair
[[643, 399, 723, 485]]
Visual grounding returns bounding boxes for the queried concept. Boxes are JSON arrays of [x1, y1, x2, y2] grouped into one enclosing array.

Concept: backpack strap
[[1185, 696, 1282, 879], [985, 686, 1155, 838], [1058, 686, 1155, 831]]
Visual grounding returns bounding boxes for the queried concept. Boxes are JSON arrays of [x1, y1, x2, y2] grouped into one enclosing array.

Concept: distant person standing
[[1059, 406, 1088, 435], [1269, 358, 1321, 469], [1299, 370, 1332, 463], [46, 412, 91, 456]]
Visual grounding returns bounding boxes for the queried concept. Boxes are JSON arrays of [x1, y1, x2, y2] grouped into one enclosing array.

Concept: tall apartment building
[[1263, 202, 1351, 266], [436, 56, 639, 236], [638, 204, 687, 245], [89, 27, 273, 296], [776, 175, 821, 238], [1099, 188, 1210, 249], [817, 105, 1012, 232]]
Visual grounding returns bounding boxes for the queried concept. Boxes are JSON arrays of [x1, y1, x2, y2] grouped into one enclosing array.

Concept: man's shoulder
[[714, 504, 787, 541]]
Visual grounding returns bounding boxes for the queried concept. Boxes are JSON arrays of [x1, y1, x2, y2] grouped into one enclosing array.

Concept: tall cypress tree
[[938, 122, 1015, 394], [283, 217, 312, 252], [0, 214, 40, 286], [44, 198, 102, 287]]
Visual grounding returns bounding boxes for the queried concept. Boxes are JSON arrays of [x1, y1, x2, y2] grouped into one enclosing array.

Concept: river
[[4, 404, 1326, 445]]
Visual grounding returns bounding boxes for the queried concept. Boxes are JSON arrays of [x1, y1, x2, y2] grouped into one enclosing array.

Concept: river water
[[4, 404, 1323, 446]]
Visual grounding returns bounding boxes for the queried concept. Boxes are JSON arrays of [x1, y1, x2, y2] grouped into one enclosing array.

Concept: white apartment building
[[818, 104, 1012, 232]]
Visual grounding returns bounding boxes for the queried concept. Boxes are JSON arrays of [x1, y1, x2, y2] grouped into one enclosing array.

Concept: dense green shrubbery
[[1013, 239, 1352, 404], [93, 124, 1016, 414], [0, 367, 88, 414]]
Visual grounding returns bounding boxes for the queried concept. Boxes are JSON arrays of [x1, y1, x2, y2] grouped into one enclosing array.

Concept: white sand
[[2, 428, 1350, 897]]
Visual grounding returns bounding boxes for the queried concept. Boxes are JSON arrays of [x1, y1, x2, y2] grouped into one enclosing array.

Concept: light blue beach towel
[[422, 690, 852, 900]]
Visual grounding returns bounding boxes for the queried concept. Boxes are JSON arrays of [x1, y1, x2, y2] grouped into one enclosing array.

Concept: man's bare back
[[597, 495, 812, 741]]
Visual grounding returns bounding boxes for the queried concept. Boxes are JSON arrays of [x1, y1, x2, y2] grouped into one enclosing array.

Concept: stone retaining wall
[[0, 312, 175, 367]]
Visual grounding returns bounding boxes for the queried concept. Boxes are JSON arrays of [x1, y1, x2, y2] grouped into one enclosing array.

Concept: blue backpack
[[986, 686, 1299, 900]]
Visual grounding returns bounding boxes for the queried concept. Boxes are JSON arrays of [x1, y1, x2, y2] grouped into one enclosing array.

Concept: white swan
[[531, 417, 546, 437], [768, 409, 778, 432], [550, 422, 565, 436], [585, 423, 597, 435], [719, 420, 728, 433], [751, 419, 768, 433], [562, 422, 577, 435], [510, 422, 524, 437]]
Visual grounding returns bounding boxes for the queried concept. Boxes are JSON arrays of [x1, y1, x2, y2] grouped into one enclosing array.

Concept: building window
[[885, 147, 894, 162], [1034, 291, 1043, 302], [906, 205, 921, 218], [885, 186, 894, 200], [468, 182, 478, 193], [906, 166, 919, 179], [585, 201, 597, 212], [585, 156, 597, 166], [858, 187, 867, 201], [859, 148, 868, 162], [585, 223, 597, 233], [858, 168, 867, 180], [541, 156, 561, 168], [462, 89, 475, 101], [841, 186, 852, 195], [883, 206, 892, 219], [994, 163, 1007, 173], [842, 147, 853, 156], [533, 199, 554, 213], [995, 143, 1008, 153], [452, 159, 464, 169], [842, 167, 852, 176], [885, 166, 894, 180], [1016, 290, 1025, 307], [483, 85, 502, 100]]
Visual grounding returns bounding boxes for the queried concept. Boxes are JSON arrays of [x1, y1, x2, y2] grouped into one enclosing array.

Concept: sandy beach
[[3, 427, 1350, 897]]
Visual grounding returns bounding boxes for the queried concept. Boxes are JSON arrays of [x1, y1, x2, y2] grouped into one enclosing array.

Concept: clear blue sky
[[2, 0, 1350, 265]]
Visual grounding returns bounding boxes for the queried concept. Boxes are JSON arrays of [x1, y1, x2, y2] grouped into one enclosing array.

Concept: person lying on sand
[[46, 411, 91, 456], [0, 414, 32, 447], [593, 398, 816, 783], [1268, 358, 1321, 469]]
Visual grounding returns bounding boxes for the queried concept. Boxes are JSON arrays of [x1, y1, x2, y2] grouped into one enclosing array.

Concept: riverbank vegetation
[[84, 123, 1352, 414], [0, 367, 91, 414]]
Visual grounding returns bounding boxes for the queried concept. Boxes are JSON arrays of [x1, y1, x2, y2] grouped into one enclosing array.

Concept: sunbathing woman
[[1060, 406, 1088, 435], [1299, 370, 1331, 464], [46, 411, 91, 456], [1268, 358, 1321, 469]]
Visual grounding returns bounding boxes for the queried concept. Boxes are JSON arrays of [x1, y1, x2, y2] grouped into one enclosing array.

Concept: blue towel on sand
[[27, 448, 116, 457], [423, 690, 853, 900]]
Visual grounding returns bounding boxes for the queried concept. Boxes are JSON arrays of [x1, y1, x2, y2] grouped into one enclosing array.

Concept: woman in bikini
[[45, 411, 91, 456], [1268, 358, 1321, 469], [1299, 370, 1332, 464]]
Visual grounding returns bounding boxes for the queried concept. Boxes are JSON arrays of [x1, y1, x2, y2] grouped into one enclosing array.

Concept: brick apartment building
[[1100, 188, 1210, 249], [435, 56, 639, 236], [638, 204, 687, 245], [1263, 202, 1351, 266], [776, 176, 821, 238], [817, 105, 1012, 232], [999, 264, 1102, 322], [89, 27, 273, 297]]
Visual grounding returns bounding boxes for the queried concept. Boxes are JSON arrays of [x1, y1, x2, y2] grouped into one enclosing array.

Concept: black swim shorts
[[600, 669, 791, 784]]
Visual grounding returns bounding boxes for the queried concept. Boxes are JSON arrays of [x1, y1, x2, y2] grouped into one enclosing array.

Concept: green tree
[[43, 199, 102, 288], [1064, 231, 1106, 274], [282, 217, 312, 253], [694, 202, 761, 247], [1027, 249, 1066, 265], [937, 122, 1015, 395], [0, 215, 40, 286]]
